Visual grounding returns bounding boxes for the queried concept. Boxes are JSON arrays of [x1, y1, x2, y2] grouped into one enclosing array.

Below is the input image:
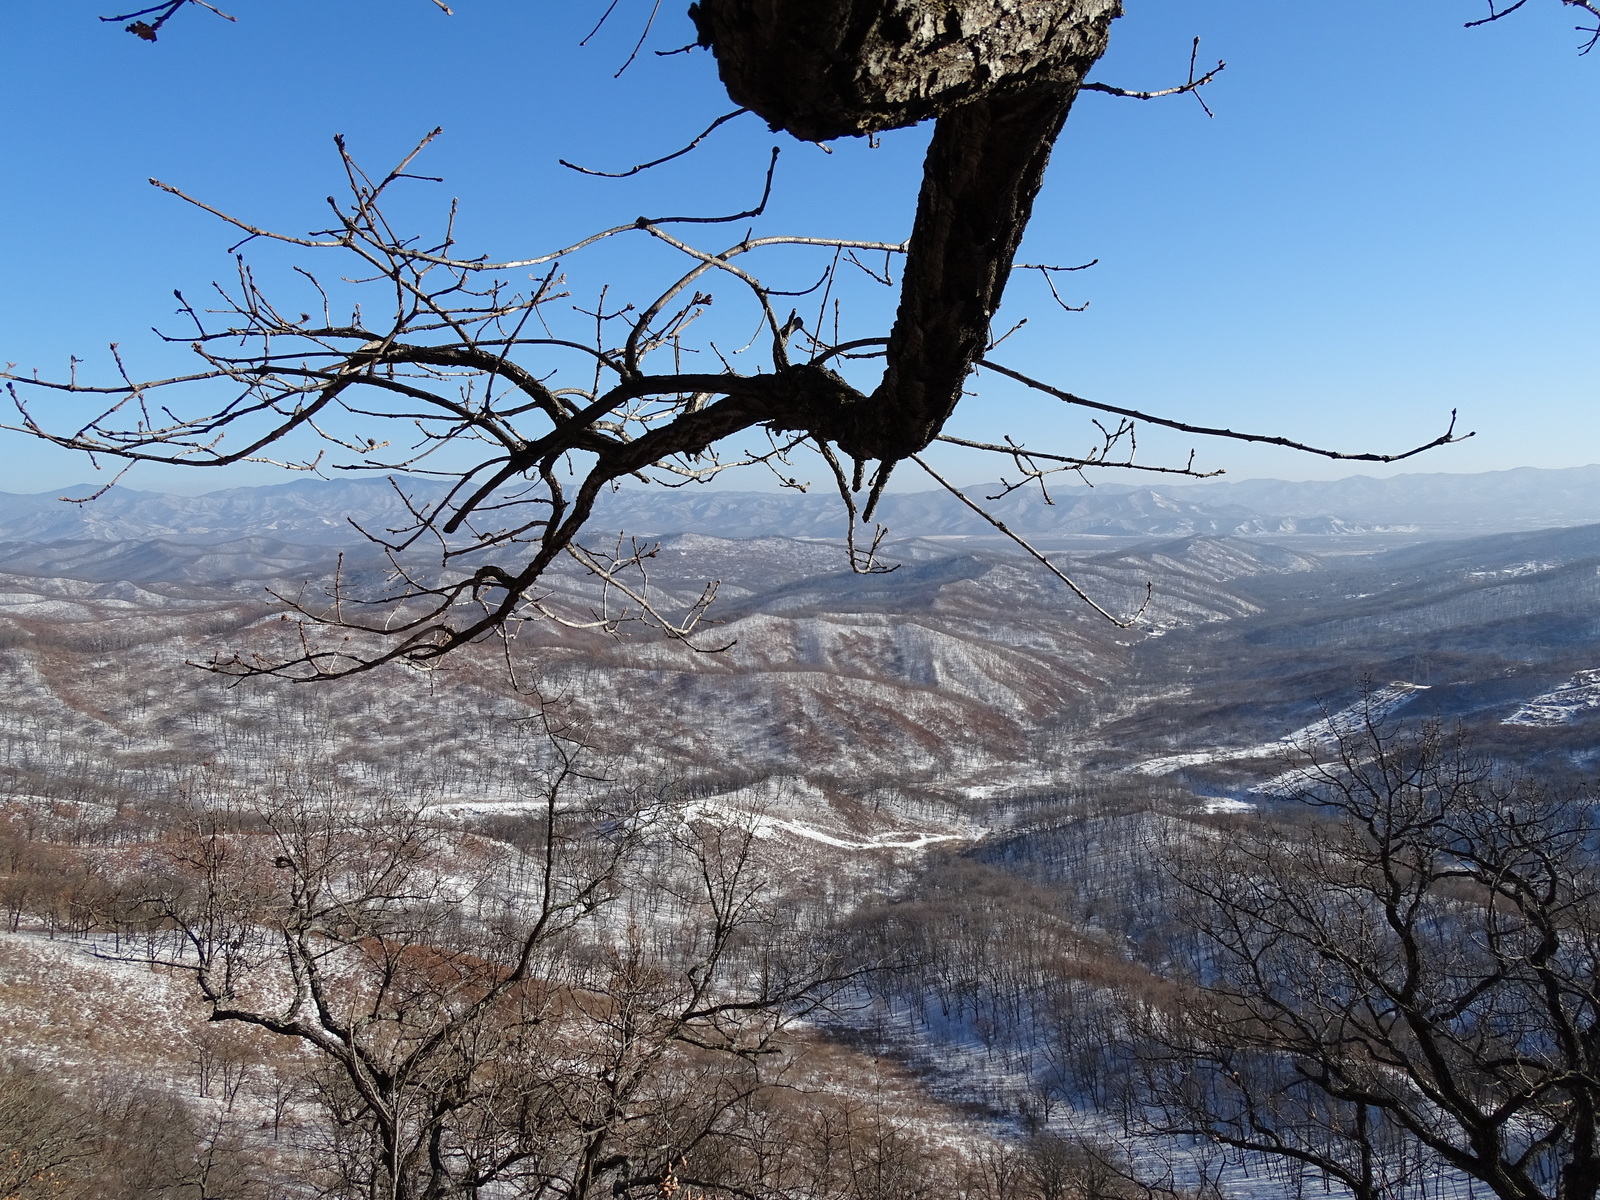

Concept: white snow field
[[1504, 668, 1600, 727], [1134, 681, 1429, 780]]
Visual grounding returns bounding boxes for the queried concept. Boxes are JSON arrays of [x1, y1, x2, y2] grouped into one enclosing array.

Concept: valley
[[3, 472, 1599, 1199]]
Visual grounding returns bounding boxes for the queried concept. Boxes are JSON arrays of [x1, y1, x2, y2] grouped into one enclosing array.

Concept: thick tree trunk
[[690, 0, 1119, 467], [853, 83, 1083, 463], [690, 0, 1118, 140]]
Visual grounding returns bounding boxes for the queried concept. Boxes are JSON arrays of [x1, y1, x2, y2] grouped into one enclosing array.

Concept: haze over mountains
[[4, 464, 1600, 797], [7, 462, 1600, 553]]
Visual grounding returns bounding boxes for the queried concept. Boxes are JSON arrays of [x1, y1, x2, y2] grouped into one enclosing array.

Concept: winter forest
[[3, 3, 1600, 1200]]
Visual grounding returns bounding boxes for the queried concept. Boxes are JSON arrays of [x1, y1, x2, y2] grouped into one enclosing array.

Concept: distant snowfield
[[679, 799, 979, 851], [1504, 669, 1600, 727], [1134, 682, 1430, 781], [1468, 560, 1559, 580], [1198, 796, 1255, 814], [428, 776, 985, 854]]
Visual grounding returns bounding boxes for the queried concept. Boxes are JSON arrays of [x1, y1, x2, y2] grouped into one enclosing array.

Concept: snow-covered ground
[[1134, 682, 1429, 779], [1197, 796, 1255, 814], [1504, 668, 1600, 727], [425, 775, 987, 853], [1468, 560, 1559, 580], [678, 797, 982, 852]]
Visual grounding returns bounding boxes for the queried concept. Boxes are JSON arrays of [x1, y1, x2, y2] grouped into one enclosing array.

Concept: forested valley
[[5, 0, 1597, 1193], [4, 476, 1600, 1200]]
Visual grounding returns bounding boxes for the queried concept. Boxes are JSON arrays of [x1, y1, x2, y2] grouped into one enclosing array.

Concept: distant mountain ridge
[[1180, 464, 1600, 532], [2, 463, 1597, 547], [0, 478, 1349, 545]]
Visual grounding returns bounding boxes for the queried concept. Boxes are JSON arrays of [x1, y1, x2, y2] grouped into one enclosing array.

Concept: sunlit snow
[[1504, 668, 1600, 727], [1134, 682, 1429, 779]]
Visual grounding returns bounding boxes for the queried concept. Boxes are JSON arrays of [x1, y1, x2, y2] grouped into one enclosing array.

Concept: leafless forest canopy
[[5, 476, 1600, 1197], [7, 2, 1600, 1198]]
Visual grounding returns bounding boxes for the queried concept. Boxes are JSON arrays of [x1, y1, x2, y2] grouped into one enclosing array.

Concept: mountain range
[[7, 463, 1600, 1189], [6, 462, 1600, 551], [5, 468, 1600, 796]]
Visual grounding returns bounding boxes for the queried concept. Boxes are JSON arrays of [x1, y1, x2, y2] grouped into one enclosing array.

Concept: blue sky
[[2, 1, 1596, 494]]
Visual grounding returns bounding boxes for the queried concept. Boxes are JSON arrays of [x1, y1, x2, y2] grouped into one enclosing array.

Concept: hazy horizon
[[8, 459, 1600, 501]]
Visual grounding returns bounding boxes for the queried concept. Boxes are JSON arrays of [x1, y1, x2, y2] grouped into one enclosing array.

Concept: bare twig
[[1083, 38, 1225, 116], [1465, 0, 1600, 53], [977, 359, 1475, 464], [936, 433, 1223, 481], [101, 0, 234, 41], [911, 454, 1151, 628], [560, 109, 749, 178]]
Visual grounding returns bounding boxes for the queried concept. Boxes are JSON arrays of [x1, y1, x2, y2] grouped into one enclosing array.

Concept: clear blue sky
[[2, 1, 1596, 494]]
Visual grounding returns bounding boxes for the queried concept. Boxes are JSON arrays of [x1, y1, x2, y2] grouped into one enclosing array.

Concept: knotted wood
[[691, 0, 1120, 467], [690, 0, 1118, 141]]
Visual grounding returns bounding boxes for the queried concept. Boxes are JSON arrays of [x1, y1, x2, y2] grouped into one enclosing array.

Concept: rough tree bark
[[689, 0, 1119, 138], [692, 0, 1120, 475]]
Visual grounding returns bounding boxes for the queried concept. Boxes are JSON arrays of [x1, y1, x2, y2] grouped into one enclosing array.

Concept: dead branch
[[15, 2, 1509, 674], [1083, 37, 1225, 118], [101, 0, 451, 42], [976, 359, 1475, 464], [1466, 0, 1600, 54], [2, 133, 1471, 676], [559, 109, 750, 178]]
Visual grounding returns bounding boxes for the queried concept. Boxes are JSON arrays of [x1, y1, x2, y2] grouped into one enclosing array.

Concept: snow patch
[[1135, 682, 1429, 778], [1504, 669, 1600, 727], [1469, 560, 1558, 580], [679, 798, 980, 851], [1198, 797, 1255, 815]]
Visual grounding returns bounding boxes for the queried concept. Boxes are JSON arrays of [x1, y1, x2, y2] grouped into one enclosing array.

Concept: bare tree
[[1130, 717, 1600, 1200], [0, 1054, 265, 1200], [3, 1, 1524, 678], [0, 1060, 100, 1200], [122, 710, 847, 1200]]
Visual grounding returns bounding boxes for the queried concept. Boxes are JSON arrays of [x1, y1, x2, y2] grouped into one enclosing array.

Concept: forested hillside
[[4, 480, 1600, 1198]]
